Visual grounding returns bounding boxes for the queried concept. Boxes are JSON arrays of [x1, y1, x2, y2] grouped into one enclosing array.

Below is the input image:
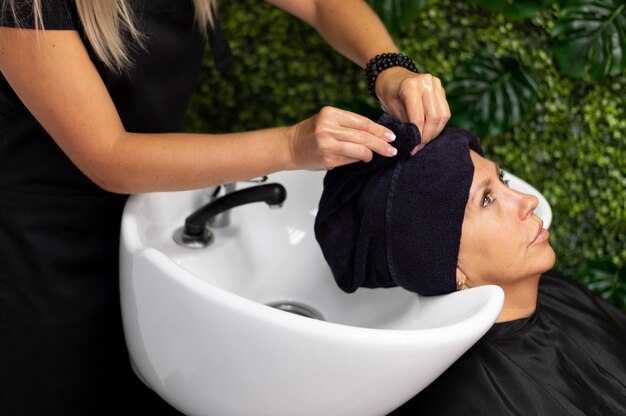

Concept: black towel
[[314, 114, 483, 296]]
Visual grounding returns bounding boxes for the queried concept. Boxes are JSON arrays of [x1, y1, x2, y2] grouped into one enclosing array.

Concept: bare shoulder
[[0, 27, 124, 183]]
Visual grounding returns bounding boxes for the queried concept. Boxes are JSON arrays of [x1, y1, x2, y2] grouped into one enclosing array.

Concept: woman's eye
[[499, 170, 510, 187], [481, 192, 494, 207]]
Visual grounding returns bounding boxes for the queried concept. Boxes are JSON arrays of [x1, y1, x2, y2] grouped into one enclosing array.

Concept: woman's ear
[[456, 267, 469, 290]]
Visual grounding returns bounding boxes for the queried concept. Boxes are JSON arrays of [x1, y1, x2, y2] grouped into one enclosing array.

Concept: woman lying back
[[315, 115, 626, 415]]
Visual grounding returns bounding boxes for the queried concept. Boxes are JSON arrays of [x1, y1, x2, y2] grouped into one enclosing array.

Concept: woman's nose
[[517, 191, 539, 220]]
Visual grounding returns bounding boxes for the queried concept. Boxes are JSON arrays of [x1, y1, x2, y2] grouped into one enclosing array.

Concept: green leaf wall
[[187, 0, 625, 280]]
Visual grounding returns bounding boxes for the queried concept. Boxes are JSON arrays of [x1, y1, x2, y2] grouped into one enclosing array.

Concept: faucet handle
[[175, 183, 288, 248]]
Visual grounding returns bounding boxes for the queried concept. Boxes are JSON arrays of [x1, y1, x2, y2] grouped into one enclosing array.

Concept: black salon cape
[[0, 1, 209, 414], [392, 272, 626, 415]]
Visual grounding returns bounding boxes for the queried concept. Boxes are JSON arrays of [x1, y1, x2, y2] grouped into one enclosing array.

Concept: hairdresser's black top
[[0, 0, 206, 319], [0, 2, 208, 413], [0, 0, 207, 195], [393, 272, 626, 416]]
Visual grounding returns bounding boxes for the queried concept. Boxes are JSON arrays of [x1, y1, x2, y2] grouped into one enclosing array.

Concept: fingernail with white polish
[[384, 131, 396, 142], [388, 146, 398, 156]]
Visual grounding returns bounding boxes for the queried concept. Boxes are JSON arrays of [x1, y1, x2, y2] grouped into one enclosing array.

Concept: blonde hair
[[3, 0, 216, 74]]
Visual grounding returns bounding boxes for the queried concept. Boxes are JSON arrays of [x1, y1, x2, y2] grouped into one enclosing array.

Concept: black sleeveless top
[[0, 0, 206, 195], [0, 0, 206, 326], [0, 3, 227, 413]]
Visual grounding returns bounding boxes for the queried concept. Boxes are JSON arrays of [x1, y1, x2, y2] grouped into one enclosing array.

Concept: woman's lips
[[531, 227, 550, 245]]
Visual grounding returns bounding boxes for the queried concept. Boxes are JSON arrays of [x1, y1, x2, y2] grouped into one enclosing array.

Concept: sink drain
[[267, 301, 325, 321]]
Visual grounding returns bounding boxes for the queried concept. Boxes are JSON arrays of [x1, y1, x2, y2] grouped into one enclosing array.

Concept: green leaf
[[551, 0, 626, 83], [446, 53, 538, 137], [367, 0, 427, 36], [576, 257, 626, 310], [472, 0, 552, 19]]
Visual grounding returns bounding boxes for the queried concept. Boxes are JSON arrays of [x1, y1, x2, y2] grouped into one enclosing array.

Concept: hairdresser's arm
[[0, 28, 398, 193], [266, 0, 450, 146]]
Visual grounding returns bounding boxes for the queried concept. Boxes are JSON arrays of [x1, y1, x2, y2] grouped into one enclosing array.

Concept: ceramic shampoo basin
[[120, 169, 551, 416]]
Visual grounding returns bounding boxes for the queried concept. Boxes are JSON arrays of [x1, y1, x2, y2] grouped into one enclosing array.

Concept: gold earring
[[456, 280, 468, 291]]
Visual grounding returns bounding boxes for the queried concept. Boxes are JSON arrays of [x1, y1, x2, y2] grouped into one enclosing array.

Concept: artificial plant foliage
[[446, 53, 538, 137], [576, 258, 626, 310], [366, 0, 427, 36], [551, 0, 626, 83], [472, 0, 553, 19]]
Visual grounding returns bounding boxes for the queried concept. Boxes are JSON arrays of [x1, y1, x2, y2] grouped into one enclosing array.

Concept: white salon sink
[[120, 169, 550, 416]]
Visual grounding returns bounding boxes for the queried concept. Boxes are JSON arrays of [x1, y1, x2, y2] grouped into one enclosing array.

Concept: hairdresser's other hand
[[286, 106, 398, 170], [375, 67, 450, 153]]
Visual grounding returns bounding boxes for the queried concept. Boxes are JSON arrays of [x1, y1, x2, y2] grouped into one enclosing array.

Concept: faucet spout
[[184, 183, 287, 237]]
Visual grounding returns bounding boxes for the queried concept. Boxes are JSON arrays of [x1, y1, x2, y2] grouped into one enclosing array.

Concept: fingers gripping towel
[[314, 113, 483, 296]]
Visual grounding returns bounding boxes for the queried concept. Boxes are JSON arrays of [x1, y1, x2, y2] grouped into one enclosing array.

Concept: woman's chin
[[540, 243, 557, 273], [524, 242, 556, 276]]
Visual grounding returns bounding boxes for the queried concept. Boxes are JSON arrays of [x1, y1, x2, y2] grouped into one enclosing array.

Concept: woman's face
[[456, 151, 556, 288]]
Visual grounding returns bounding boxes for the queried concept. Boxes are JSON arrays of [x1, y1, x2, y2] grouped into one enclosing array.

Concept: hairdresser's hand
[[286, 106, 398, 170], [375, 67, 450, 153]]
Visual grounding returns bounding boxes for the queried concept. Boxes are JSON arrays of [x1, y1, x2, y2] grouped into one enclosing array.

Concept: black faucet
[[173, 183, 287, 248]]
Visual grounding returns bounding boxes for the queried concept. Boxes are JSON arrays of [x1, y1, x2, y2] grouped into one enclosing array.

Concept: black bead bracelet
[[365, 53, 419, 100]]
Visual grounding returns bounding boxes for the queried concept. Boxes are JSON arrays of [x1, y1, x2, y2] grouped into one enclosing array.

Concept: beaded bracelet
[[364, 53, 419, 100]]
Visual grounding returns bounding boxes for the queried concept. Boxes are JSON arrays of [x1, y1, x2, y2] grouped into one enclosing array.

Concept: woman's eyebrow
[[468, 162, 500, 207]]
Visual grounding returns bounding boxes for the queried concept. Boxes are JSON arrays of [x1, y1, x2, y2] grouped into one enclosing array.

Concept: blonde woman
[[0, 0, 450, 414]]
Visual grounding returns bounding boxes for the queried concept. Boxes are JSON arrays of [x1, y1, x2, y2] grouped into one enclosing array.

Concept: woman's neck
[[495, 274, 541, 323]]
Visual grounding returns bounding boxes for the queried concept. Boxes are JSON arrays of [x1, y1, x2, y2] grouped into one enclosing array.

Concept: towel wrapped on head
[[314, 113, 483, 296]]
